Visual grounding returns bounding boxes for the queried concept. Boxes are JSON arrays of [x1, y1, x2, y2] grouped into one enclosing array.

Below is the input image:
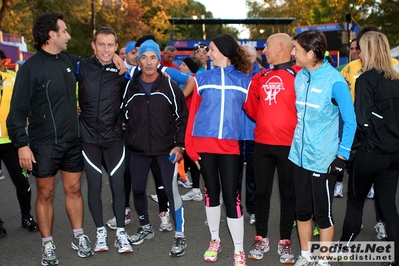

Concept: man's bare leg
[[61, 170, 83, 229], [36, 176, 55, 238]]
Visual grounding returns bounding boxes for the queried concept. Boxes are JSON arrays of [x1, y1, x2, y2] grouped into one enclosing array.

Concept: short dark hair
[[0, 49, 6, 59], [93, 27, 118, 43], [33, 12, 65, 50]]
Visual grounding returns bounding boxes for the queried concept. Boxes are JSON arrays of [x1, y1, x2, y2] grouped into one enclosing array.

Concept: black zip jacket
[[123, 69, 188, 156], [7, 49, 80, 148], [354, 69, 399, 153], [78, 56, 126, 144]]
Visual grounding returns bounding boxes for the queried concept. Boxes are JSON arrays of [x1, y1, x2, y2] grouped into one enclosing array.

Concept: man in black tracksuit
[[123, 40, 188, 257], [78, 27, 132, 254]]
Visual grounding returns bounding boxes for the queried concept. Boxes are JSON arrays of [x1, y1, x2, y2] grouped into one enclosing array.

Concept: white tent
[[391, 45, 399, 58]]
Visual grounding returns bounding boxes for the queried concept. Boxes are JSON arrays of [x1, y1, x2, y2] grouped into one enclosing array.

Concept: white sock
[[227, 216, 244, 253], [318, 259, 329, 265], [301, 250, 311, 261], [192, 188, 200, 193], [42, 236, 53, 246], [205, 206, 221, 241]]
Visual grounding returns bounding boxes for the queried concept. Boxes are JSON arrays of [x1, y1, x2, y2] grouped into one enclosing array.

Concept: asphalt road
[[0, 166, 395, 266]]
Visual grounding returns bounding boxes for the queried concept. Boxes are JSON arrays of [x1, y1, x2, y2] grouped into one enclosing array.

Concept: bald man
[[243, 33, 301, 264]]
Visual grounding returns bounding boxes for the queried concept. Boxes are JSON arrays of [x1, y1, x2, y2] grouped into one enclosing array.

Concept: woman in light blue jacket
[[289, 30, 356, 266]]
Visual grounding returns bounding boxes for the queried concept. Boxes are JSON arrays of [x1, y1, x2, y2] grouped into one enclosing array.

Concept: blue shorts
[[30, 138, 84, 178]]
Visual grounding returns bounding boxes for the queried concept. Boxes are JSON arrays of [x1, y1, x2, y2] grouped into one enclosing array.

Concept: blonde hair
[[359, 31, 398, 80]]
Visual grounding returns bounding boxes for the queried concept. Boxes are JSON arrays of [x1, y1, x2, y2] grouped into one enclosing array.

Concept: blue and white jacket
[[288, 60, 356, 173], [193, 65, 250, 140]]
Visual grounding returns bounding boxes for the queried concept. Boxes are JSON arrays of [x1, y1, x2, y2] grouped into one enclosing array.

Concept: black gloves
[[328, 157, 346, 175], [345, 152, 356, 176]]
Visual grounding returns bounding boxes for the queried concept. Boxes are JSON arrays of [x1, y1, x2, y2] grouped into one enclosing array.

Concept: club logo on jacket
[[262, 76, 285, 105]]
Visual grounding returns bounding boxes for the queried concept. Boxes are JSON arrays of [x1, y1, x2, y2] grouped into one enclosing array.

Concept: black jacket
[[7, 49, 80, 147], [123, 69, 188, 156], [354, 69, 399, 153], [78, 57, 126, 144]]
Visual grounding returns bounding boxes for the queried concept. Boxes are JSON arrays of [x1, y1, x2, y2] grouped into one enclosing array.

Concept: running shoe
[[204, 239, 222, 262], [169, 236, 187, 257], [0, 219, 7, 237], [178, 176, 193, 188], [159, 211, 173, 232], [114, 230, 133, 253], [41, 241, 59, 266], [181, 189, 203, 201], [21, 216, 38, 232], [367, 185, 375, 199], [106, 207, 131, 230], [293, 255, 315, 266], [234, 250, 247, 266], [0, 170, 4, 180], [278, 239, 295, 264], [129, 225, 155, 245], [71, 234, 94, 258], [94, 228, 108, 252], [150, 194, 158, 203], [249, 235, 270, 260], [375, 221, 387, 240], [334, 182, 343, 198], [249, 214, 256, 225]]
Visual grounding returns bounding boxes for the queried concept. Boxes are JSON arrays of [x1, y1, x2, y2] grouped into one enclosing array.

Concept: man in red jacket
[[244, 33, 300, 264]]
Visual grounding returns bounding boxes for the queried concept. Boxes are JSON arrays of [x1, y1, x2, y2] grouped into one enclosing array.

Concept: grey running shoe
[[169, 236, 187, 257], [114, 230, 133, 253], [94, 228, 108, 252], [106, 207, 131, 230], [41, 241, 59, 266], [71, 234, 94, 258], [129, 225, 155, 245], [278, 239, 295, 264], [159, 211, 173, 232], [0, 170, 5, 180], [178, 176, 193, 188], [248, 236, 270, 260], [181, 189, 203, 201], [293, 255, 315, 266], [375, 221, 387, 239]]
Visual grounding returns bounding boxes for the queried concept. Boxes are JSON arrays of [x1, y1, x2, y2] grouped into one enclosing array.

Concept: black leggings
[[199, 153, 242, 218], [184, 152, 201, 188], [82, 140, 126, 228], [340, 150, 399, 262], [0, 143, 32, 218], [253, 143, 296, 239], [293, 164, 336, 229]]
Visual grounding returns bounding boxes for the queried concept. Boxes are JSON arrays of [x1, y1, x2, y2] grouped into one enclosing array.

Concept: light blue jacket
[[288, 60, 356, 173], [193, 65, 250, 140]]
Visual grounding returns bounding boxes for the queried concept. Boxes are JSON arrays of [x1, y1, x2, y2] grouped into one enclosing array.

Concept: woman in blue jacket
[[289, 30, 356, 266]]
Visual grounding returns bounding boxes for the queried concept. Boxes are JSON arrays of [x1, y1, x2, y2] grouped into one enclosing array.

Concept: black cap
[[135, 34, 156, 48]]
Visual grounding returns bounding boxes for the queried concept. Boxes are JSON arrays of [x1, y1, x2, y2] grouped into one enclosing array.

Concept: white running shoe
[[367, 185, 375, 199], [0, 170, 5, 180], [114, 231, 133, 253], [375, 221, 387, 239], [334, 182, 344, 197], [94, 228, 108, 252], [249, 214, 256, 225], [159, 211, 173, 232], [150, 194, 158, 203], [181, 189, 203, 201]]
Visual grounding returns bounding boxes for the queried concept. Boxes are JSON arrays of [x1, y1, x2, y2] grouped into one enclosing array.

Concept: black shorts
[[30, 138, 84, 178]]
